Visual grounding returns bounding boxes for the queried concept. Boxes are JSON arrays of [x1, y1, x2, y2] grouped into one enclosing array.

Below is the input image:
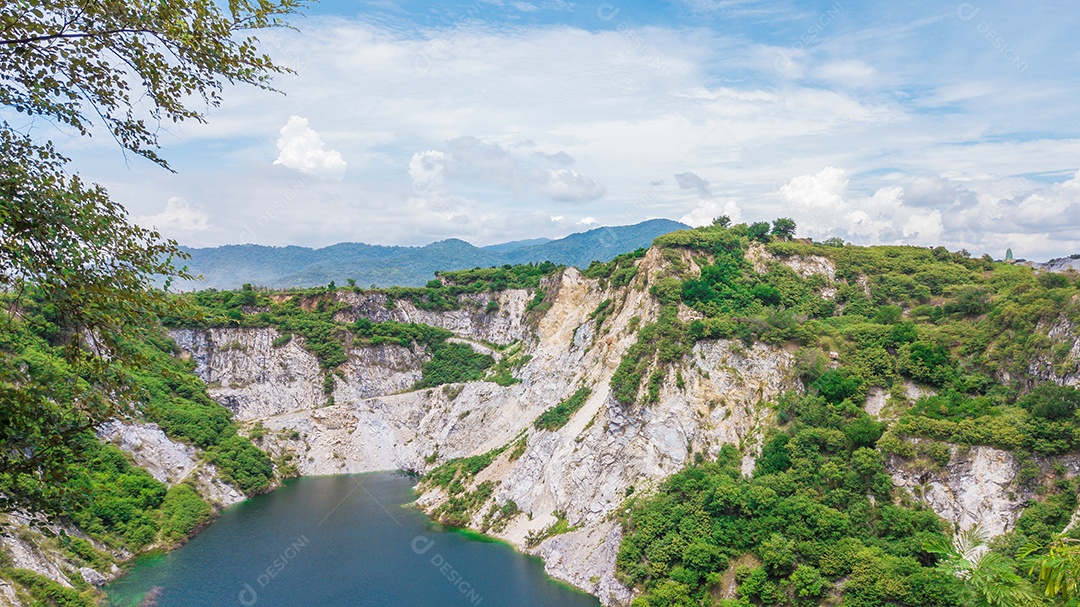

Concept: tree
[[927, 526, 1040, 607], [1019, 536, 1080, 600], [747, 221, 771, 243], [0, 0, 301, 517], [771, 217, 797, 240], [712, 215, 731, 227]]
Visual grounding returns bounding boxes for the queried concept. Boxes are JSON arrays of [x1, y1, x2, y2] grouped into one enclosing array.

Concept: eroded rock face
[[888, 444, 1024, 537], [331, 289, 533, 346], [172, 263, 801, 606], [171, 328, 428, 420], [14, 248, 1080, 606], [98, 421, 245, 508]]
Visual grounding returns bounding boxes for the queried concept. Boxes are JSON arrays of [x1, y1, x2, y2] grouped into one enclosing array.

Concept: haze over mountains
[[177, 219, 688, 290]]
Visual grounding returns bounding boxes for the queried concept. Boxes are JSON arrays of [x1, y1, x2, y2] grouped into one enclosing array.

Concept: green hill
[[173, 219, 688, 290]]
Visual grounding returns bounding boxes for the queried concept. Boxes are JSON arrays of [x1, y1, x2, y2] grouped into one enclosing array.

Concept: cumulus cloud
[[780, 167, 848, 210], [409, 150, 447, 195], [777, 167, 1080, 255], [680, 199, 743, 227], [536, 169, 607, 202], [408, 136, 605, 204], [534, 150, 575, 166], [579, 216, 598, 225], [135, 197, 211, 233], [274, 116, 347, 180], [675, 172, 712, 197]]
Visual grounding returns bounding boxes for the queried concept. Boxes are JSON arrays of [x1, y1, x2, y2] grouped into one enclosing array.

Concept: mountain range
[[174, 219, 689, 290]]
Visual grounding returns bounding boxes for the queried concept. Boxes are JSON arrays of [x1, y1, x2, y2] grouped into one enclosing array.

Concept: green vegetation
[[424, 443, 513, 492], [167, 285, 501, 384], [612, 220, 1080, 606], [384, 262, 563, 311], [525, 511, 578, 548], [414, 342, 494, 389], [0, 0, 301, 519], [1, 567, 96, 607], [617, 396, 957, 607], [0, 291, 272, 526], [488, 342, 531, 387], [160, 484, 216, 544], [584, 247, 647, 289], [534, 388, 593, 431]]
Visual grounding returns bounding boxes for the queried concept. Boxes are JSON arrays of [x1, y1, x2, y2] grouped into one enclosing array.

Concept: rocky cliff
[[155, 245, 1080, 606], [9, 242, 1075, 606]]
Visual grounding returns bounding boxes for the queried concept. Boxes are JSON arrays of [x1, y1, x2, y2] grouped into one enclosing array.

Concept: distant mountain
[[175, 219, 689, 290], [481, 238, 551, 254]]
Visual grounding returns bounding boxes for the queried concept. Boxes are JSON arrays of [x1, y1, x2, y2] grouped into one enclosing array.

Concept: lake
[[105, 472, 601, 607]]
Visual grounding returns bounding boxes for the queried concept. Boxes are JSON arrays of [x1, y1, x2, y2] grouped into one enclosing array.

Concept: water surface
[[106, 472, 600, 607]]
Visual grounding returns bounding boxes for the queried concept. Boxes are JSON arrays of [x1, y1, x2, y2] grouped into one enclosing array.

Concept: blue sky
[[63, 0, 1080, 259]]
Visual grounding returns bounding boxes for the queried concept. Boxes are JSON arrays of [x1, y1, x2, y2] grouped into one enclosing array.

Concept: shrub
[[159, 484, 214, 544], [534, 388, 592, 431]]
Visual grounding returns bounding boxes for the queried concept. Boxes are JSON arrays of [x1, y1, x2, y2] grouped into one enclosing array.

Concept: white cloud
[[409, 150, 447, 195], [79, 11, 1080, 257], [776, 167, 1080, 257], [135, 197, 210, 233], [273, 116, 347, 180], [579, 216, 598, 225], [409, 136, 605, 203], [536, 169, 606, 202], [680, 199, 742, 227], [780, 167, 849, 210]]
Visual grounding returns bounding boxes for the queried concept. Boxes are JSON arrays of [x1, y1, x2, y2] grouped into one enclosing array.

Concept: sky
[[50, 1, 1080, 258]]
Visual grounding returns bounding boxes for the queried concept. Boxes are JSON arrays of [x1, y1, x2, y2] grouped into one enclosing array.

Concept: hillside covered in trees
[[174, 219, 688, 290]]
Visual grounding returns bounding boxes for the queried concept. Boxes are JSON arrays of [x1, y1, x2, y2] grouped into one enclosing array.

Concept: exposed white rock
[[533, 520, 633, 606], [888, 444, 1023, 537], [331, 289, 533, 346], [169, 261, 802, 606], [1030, 316, 1080, 386], [99, 421, 198, 485], [864, 387, 888, 418], [98, 420, 245, 508], [171, 328, 427, 420], [79, 566, 107, 587], [0, 530, 71, 587]]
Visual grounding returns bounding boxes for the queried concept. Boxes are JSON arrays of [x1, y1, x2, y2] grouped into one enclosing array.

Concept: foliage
[[414, 343, 494, 389], [2, 567, 95, 607], [159, 483, 215, 544], [525, 511, 577, 548], [611, 305, 687, 406], [64, 439, 166, 549], [423, 442, 513, 491], [583, 247, 647, 289], [1019, 536, 1080, 600], [0, 0, 301, 518], [617, 387, 959, 606], [926, 526, 1039, 607], [534, 388, 593, 431]]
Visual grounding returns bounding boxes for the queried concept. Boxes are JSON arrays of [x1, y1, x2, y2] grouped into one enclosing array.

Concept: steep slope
[[164, 228, 1080, 605]]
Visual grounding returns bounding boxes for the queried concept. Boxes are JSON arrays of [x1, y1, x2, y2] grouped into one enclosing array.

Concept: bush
[[159, 484, 214, 544], [810, 370, 863, 404], [534, 388, 592, 431], [413, 342, 494, 389]]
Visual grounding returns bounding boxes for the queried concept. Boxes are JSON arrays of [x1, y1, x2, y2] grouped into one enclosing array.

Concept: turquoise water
[[105, 472, 600, 607]]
